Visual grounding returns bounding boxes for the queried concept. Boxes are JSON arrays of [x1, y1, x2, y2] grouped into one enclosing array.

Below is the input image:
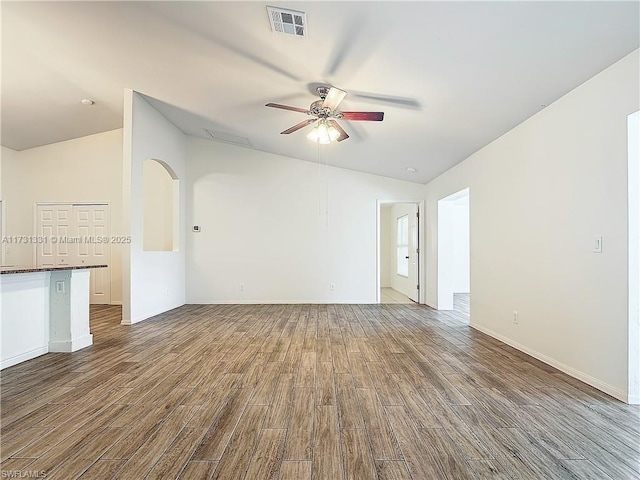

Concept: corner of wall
[[122, 89, 134, 324], [122, 90, 187, 324]]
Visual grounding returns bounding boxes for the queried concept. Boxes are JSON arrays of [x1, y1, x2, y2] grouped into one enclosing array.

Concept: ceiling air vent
[[266, 6, 306, 37]]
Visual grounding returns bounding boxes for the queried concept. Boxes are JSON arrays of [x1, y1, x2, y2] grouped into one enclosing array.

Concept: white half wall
[[425, 50, 639, 401], [122, 91, 186, 324], [1, 272, 50, 368], [0, 131, 124, 304], [186, 137, 425, 304]]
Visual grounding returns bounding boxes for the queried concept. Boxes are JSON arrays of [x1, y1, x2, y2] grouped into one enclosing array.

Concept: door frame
[[627, 111, 639, 404], [0, 199, 5, 265], [376, 200, 425, 304]]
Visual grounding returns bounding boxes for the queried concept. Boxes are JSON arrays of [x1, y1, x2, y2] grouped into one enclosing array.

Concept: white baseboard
[[1, 346, 49, 370], [471, 322, 627, 403], [187, 300, 385, 305], [49, 334, 93, 353], [122, 302, 186, 325]]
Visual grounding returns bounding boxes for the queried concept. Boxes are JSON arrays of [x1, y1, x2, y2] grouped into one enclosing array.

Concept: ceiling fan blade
[[280, 118, 317, 134], [329, 120, 349, 142], [265, 103, 309, 114], [341, 111, 384, 121], [350, 91, 421, 109], [322, 87, 347, 110]]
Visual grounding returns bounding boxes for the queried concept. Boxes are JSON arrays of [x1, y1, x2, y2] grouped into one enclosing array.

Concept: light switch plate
[[593, 235, 603, 253]]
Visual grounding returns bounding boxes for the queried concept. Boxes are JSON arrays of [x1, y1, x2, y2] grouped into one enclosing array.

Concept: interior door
[[408, 204, 419, 302], [36, 204, 74, 267], [74, 204, 111, 304]]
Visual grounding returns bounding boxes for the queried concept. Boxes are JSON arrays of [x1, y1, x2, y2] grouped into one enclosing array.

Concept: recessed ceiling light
[[81, 99, 95, 106], [406, 167, 417, 173]]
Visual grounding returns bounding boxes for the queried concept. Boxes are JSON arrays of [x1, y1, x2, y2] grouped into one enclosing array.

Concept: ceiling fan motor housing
[[316, 86, 330, 99], [310, 99, 331, 118]]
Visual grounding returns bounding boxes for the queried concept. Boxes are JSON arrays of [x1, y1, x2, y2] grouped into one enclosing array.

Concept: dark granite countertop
[[1, 265, 108, 275]]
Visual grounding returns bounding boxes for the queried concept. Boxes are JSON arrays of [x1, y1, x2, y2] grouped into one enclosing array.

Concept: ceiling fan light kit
[[307, 120, 340, 144], [266, 86, 384, 144]]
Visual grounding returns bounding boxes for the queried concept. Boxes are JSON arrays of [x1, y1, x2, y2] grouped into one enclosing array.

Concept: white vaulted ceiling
[[2, 1, 638, 183]]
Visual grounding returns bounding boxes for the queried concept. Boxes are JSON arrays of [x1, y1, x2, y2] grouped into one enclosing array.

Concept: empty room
[[1, 1, 639, 479]]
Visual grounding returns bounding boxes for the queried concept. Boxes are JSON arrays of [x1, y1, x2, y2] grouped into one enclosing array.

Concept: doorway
[[36, 203, 111, 304], [437, 189, 470, 317], [379, 202, 419, 303]]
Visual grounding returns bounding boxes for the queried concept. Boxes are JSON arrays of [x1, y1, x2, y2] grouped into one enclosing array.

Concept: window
[[397, 215, 409, 277]]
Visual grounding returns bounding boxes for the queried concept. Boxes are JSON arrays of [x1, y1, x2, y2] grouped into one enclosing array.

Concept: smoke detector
[[266, 6, 306, 37]]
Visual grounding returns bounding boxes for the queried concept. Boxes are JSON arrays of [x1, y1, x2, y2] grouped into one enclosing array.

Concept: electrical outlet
[[513, 311, 519, 324], [165, 288, 169, 297], [330, 283, 335, 291], [240, 283, 245, 291]]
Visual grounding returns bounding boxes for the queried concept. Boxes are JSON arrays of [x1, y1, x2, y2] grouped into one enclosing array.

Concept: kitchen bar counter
[[1, 264, 108, 274], [1, 265, 107, 369]]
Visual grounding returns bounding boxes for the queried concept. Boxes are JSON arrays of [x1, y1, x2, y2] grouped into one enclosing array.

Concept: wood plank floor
[[379, 288, 413, 304], [1, 303, 639, 479]]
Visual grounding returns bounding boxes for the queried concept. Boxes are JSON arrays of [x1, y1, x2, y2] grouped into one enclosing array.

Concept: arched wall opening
[[143, 159, 179, 252]]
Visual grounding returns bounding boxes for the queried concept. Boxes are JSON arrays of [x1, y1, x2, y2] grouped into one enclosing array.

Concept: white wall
[[122, 91, 186, 324], [424, 50, 639, 401], [379, 205, 391, 288], [452, 201, 470, 293], [436, 199, 455, 309], [186, 137, 425, 304], [0, 146, 16, 263], [0, 131, 124, 304], [0, 146, 12, 199]]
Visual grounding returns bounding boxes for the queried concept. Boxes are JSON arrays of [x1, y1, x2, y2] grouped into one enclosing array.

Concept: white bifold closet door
[[36, 204, 111, 304]]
